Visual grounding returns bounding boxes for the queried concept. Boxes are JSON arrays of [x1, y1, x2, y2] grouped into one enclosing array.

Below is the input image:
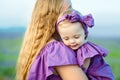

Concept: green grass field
[[0, 37, 120, 80], [0, 37, 22, 80]]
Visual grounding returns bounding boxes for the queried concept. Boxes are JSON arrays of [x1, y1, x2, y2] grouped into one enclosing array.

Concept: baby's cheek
[[63, 41, 69, 46]]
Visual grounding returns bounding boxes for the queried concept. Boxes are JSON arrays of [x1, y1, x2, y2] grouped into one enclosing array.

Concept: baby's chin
[[70, 45, 80, 50], [70, 43, 85, 50]]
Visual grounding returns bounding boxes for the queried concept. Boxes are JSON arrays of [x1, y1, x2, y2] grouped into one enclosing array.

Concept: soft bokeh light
[[0, 0, 120, 80], [71, 0, 120, 37]]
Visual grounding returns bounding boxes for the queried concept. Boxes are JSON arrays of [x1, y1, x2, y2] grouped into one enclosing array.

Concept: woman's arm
[[55, 65, 88, 80]]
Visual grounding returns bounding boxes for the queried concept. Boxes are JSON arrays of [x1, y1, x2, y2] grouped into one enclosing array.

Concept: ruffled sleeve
[[28, 41, 78, 80], [76, 41, 108, 66], [76, 41, 114, 80]]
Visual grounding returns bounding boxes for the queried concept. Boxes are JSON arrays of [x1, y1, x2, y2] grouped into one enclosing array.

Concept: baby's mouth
[[70, 44, 78, 48]]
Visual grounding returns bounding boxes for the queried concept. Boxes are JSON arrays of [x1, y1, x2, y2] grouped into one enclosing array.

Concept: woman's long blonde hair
[[16, 0, 64, 80]]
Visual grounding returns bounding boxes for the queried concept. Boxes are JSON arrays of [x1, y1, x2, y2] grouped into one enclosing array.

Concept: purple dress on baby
[[28, 41, 114, 80]]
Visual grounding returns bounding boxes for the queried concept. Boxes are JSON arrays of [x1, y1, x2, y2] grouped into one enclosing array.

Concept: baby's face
[[58, 22, 85, 50]]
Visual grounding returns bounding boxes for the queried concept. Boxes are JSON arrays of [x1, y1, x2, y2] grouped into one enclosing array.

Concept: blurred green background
[[0, 0, 120, 80], [0, 28, 120, 80]]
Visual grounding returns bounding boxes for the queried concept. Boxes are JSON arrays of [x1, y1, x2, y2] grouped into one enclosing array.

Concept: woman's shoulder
[[45, 38, 63, 47], [43, 39, 65, 51], [40, 39, 74, 56], [28, 40, 78, 80]]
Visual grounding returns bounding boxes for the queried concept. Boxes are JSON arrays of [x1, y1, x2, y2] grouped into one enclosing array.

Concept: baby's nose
[[69, 39, 75, 44]]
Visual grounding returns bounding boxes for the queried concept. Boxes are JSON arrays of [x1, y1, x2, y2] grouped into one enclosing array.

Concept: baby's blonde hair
[[16, 0, 65, 80]]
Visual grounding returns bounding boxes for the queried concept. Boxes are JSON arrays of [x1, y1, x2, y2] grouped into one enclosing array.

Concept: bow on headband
[[56, 11, 94, 28]]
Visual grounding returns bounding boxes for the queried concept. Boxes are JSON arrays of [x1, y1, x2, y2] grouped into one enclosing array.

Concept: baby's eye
[[63, 37, 69, 40], [74, 36, 80, 39]]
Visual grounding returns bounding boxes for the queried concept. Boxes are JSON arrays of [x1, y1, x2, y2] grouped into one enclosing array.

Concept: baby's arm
[[55, 65, 88, 80]]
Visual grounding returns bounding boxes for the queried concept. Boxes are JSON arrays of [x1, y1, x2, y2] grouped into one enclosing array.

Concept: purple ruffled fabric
[[76, 41, 108, 66], [28, 41, 114, 80], [76, 42, 114, 80], [28, 41, 77, 80]]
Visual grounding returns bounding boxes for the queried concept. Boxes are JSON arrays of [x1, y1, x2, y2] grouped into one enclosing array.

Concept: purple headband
[[56, 11, 94, 37]]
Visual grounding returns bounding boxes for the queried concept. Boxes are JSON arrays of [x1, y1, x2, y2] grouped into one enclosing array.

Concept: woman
[[16, 0, 88, 80]]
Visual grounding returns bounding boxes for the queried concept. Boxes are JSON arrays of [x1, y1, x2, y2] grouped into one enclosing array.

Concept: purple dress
[[28, 41, 114, 80]]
